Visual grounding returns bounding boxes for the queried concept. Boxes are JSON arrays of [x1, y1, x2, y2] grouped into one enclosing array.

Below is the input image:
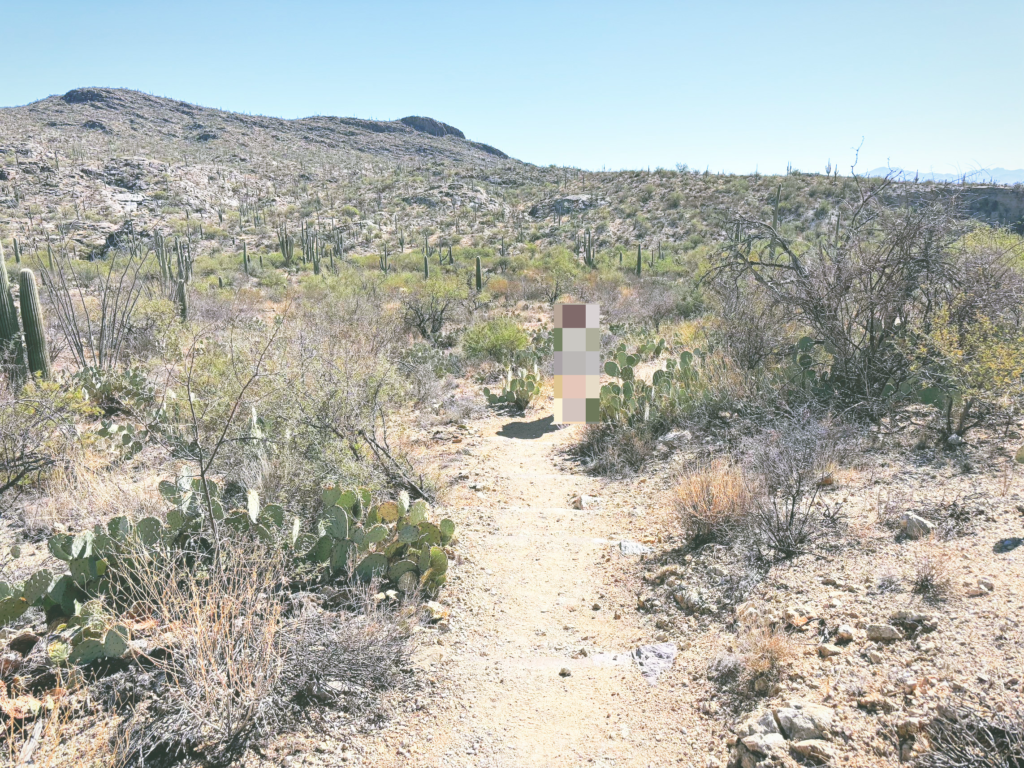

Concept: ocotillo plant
[[0, 241, 24, 375], [475, 255, 482, 290], [19, 269, 51, 380]]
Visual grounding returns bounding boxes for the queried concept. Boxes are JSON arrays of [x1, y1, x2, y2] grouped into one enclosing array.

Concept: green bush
[[462, 317, 530, 366]]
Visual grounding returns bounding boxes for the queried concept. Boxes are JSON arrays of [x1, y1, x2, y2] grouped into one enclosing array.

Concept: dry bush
[[909, 549, 953, 597], [115, 540, 418, 767], [740, 409, 851, 561], [709, 620, 794, 699], [920, 701, 1024, 768], [674, 459, 751, 546]]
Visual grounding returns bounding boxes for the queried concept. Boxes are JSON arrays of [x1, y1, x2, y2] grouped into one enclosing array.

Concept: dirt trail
[[357, 413, 713, 768]]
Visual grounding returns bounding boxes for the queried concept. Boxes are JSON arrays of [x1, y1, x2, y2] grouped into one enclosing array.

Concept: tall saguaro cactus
[[0, 241, 24, 375], [475, 255, 482, 291], [19, 269, 51, 380], [635, 243, 642, 276]]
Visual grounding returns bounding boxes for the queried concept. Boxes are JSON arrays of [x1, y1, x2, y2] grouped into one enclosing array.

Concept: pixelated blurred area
[[553, 303, 600, 423]]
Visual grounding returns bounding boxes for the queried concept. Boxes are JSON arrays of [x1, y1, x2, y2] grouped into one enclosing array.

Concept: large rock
[[773, 701, 834, 741]]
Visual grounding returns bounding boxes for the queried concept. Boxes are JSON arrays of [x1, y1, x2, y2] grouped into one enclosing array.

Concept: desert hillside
[[0, 89, 1022, 768]]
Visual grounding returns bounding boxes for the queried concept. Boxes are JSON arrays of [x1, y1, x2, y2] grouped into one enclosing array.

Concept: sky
[[2, 1, 1022, 175]]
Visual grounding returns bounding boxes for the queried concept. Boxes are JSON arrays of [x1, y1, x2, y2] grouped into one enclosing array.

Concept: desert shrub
[[740, 410, 851, 561], [573, 421, 656, 476], [919, 701, 1024, 768], [116, 543, 419, 767], [674, 459, 751, 546], [902, 305, 1024, 440], [401, 276, 467, 343], [0, 381, 90, 500], [462, 317, 530, 366], [709, 620, 793, 699], [711, 183, 967, 413], [909, 550, 953, 597]]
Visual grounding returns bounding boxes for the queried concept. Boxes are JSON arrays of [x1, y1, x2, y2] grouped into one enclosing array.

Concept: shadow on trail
[[498, 415, 559, 439]]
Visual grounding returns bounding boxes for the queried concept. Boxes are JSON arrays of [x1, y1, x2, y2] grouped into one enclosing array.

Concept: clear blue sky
[[3, 1, 1021, 175]]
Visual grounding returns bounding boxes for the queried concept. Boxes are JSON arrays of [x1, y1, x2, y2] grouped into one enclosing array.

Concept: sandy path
[[353, 413, 715, 768]]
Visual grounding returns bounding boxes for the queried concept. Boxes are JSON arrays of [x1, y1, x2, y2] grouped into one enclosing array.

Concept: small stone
[[835, 624, 855, 643], [968, 587, 990, 597], [979, 577, 995, 591], [867, 624, 902, 642], [618, 540, 653, 556], [868, 650, 884, 664], [818, 643, 842, 658], [613, 610, 622, 620], [901, 513, 935, 539], [592, 603, 601, 611], [559, 667, 571, 677], [571, 494, 598, 510]]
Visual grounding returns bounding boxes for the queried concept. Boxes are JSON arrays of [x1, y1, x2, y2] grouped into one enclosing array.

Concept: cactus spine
[[18, 269, 50, 380], [475, 255, 482, 291]]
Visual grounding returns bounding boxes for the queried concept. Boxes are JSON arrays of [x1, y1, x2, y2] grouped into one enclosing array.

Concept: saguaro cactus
[[0, 241, 24, 373], [635, 243, 642, 276], [475, 255, 482, 290], [19, 269, 51, 380], [423, 254, 430, 279], [175, 280, 189, 321]]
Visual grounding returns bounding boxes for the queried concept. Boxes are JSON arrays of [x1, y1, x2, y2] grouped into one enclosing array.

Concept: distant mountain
[[866, 167, 1024, 185]]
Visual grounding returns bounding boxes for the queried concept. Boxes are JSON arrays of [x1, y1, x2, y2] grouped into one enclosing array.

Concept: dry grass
[[737, 621, 795, 692], [109, 538, 419, 767], [674, 458, 751, 546], [909, 548, 954, 597]]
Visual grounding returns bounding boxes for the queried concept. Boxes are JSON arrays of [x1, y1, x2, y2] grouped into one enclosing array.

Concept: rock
[[422, 601, 449, 622], [705, 758, 724, 768], [901, 513, 935, 539], [994, 537, 1024, 553], [968, 586, 990, 597], [559, 667, 571, 677], [891, 610, 938, 633], [630, 642, 677, 684], [736, 710, 780, 737], [618, 540, 653, 556], [790, 739, 836, 764], [818, 643, 842, 658], [8, 632, 41, 656], [867, 624, 902, 642], [571, 494, 598, 510], [980, 577, 995, 591], [774, 701, 834, 741], [857, 694, 896, 713], [868, 650, 884, 664], [835, 624, 855, 643], [740, 732, 786, 756], [399, 115, 465, 138]]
